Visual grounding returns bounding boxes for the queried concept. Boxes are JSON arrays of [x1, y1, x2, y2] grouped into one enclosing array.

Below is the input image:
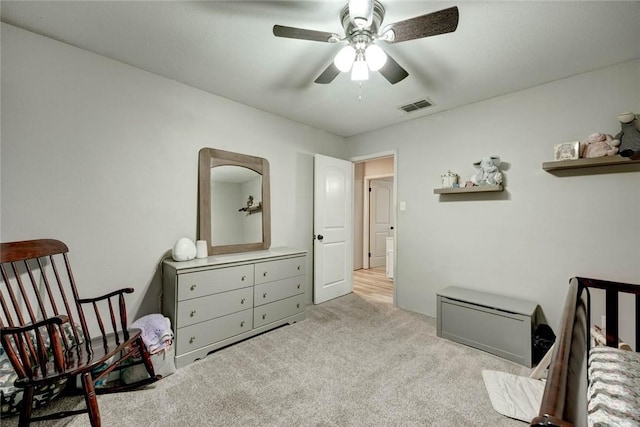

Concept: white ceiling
[[2, 1, 639, 137]]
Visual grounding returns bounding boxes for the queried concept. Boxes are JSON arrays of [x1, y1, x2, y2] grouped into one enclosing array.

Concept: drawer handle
[[297, 265, 301, 270], [263, 292, 267, 299], [190, 284, 197, 291], [262, 314, 267, 320], [241, 298, 246, 304], [240, 321, 245, 327], [297, 284, 301, 289], [241, 275, 246, 281], [189, 336, 196, 344], [297, 303, 300, 308], [263, 272, 267, 277], [190, 310, 196, 317]]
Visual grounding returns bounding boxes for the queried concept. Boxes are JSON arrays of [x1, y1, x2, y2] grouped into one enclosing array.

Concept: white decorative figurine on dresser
[[163, 248, 306, 368]]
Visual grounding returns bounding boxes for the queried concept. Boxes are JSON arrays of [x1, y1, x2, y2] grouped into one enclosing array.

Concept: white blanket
[[482, 370, 545, 423]]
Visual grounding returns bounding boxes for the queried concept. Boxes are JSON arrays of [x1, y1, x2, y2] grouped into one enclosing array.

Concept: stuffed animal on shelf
[[579, 132, 619, 158], [613, 112, 640, 159], [470, 156, 502, 186]]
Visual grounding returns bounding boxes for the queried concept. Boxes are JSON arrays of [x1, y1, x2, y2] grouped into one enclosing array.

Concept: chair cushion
[[0, 322, 84, 415]]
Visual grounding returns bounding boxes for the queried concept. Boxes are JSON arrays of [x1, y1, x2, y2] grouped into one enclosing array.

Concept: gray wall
[[0, 24, 346, 318], [347, 60, 640, 343]]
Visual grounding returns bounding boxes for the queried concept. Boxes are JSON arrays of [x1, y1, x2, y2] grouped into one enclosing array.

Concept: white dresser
[[162, 247, 306, 368]]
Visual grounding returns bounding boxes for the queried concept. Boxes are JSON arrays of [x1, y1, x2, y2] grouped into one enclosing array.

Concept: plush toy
[[579, 132, 619, 158], [470, 156, 502, 186], [613, 112, 640, 159]]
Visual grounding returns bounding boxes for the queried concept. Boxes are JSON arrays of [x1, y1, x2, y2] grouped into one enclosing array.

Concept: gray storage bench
[[436, 286, 539, 367]]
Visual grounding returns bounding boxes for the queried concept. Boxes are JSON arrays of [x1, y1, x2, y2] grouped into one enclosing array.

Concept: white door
[[369, 178, 393, 268], [313, 154, 354, 304]]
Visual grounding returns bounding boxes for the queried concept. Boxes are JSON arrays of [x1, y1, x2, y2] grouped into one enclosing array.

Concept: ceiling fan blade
[[378, 54, 408, 84], [314, 63, 341, 84], [273, 25, 340, 43], [382, 6, 459, 44]]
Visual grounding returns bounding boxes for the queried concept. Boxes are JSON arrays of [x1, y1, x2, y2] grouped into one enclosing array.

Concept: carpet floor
[[2, 293, 531, 426]]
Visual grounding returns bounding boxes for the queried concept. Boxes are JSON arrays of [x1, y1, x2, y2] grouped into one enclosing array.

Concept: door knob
[[316, 234, 324, 241]]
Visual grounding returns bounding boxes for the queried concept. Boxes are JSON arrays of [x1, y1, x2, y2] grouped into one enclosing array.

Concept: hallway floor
[[353, 267, 393, 305]]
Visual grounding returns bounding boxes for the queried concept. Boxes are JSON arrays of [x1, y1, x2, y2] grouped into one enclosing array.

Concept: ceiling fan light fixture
[[351, 57, 369, 81], [274, 2, 460, 85], [349, 0, 373, 28], [365, 44, 387, 71], [334, 45, 356, 72]]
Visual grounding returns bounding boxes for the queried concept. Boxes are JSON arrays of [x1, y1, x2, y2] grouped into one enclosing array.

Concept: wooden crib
[[530, 276, 640, 427]]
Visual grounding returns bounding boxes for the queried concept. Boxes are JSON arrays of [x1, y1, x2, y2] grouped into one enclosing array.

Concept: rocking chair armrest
[[0, 315, 70, 335], [77, 287, 135, 304]]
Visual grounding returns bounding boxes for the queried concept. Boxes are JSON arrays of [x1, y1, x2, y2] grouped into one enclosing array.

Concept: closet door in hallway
[[369, 178, 393, 268]]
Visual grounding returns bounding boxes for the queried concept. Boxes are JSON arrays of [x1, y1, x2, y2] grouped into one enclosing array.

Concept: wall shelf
[[433, 184, 503, 194], [542, 156, 640, 172], [239, 205, 262, 215]]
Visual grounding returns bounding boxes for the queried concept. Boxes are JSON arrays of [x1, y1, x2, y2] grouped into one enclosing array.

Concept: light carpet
[[2, 293, 531, 426]]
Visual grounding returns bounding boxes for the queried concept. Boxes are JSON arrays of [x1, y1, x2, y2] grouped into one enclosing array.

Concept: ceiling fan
[[273, 0, 459, 85]]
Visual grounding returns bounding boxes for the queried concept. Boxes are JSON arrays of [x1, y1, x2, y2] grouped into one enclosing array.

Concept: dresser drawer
[[253, 294, 305, 328], [254, 276, 304, 307], [254, 257, 305, 285], [176, 309, 252, 355], [177, 264, 254, 301], [177, 287, 253, 327]]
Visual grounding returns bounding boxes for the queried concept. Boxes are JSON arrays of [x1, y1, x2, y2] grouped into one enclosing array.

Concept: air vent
[[399, 98, 434, 113]]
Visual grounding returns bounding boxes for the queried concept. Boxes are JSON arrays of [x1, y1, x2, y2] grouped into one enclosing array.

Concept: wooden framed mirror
[[198, 148, 271, 255]]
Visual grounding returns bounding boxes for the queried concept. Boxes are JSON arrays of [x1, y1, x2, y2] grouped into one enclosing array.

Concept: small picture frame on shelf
[[554, 141, 579, 161]]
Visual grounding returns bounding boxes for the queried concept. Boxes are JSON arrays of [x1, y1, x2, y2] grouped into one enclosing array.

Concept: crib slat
[[636, 294, 640, 352], [605, 289, 618, 347]]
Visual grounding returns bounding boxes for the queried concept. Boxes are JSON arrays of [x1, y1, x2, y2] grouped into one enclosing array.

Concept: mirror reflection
[[210, 166, 262, 246]]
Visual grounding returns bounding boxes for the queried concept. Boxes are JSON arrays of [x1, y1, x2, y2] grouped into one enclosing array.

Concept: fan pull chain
[[358, 82, 363, 101]]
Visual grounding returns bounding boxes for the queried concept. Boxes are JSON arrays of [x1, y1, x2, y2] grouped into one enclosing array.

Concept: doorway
[[351, 152, 396, 305]]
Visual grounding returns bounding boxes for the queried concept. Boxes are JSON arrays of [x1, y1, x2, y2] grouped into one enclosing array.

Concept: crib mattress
[[588, 346, 640, 427]]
